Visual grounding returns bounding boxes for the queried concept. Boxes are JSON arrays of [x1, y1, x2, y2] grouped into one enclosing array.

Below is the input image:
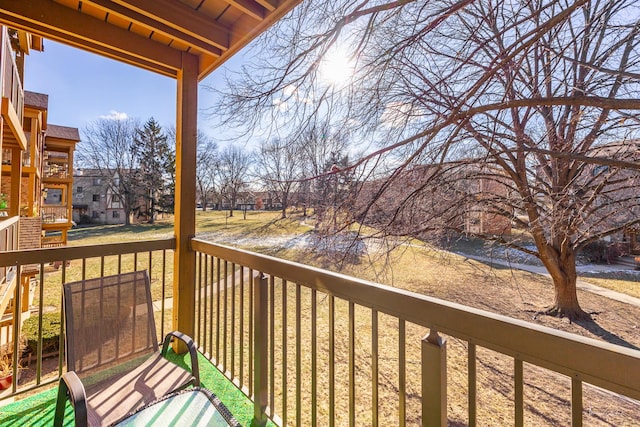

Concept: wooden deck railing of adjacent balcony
[[0, 217, 19, 286], [191, 238, 640, 426], [41, 206, 70, 224], [0, 28, 24, 125]]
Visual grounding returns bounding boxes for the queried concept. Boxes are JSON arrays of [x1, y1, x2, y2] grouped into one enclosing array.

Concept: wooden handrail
[[191, 238, 640, 403]]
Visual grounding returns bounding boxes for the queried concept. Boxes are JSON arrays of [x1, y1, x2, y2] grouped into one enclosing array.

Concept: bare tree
[[194, 131, 218, 211], [78, 117, 141, 225], [217, 145, 252, 217], [256, 137, 302, 218], [297, 123, 351, 220], [209, 0, 640, 320]]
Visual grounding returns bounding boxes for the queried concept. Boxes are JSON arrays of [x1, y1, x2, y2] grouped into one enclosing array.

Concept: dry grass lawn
[[28, 211, 640, 425], [268, 237, 640, 425]]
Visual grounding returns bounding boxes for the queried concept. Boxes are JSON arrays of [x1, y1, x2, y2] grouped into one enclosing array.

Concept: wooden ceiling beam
[[0, 10, 178, 78], [111, 0, 230, 51], [199, 0, 301, 78], [0, 0, 182, 72], [225, 0, 266, 21], [255, 0, 277, 12], [84, 0, 223, 57], [17, 30, 30, 54]]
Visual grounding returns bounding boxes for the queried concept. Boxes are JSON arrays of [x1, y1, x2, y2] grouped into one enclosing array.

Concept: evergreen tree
[[133, 118, 173, 223]]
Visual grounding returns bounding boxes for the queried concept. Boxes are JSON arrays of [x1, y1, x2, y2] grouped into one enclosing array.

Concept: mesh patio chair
[[54, 270, 200, 427]]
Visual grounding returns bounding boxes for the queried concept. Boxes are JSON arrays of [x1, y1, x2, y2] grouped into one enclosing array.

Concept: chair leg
[[55, 372, 88, 427], [162, 331, 201, 386]]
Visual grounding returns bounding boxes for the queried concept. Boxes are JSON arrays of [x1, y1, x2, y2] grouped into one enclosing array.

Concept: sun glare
[[319, 48, 355, 86]]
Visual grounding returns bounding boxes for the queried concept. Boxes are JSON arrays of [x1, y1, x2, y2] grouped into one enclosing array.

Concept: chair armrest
[[54, 371, 88, 427], [161, 331, 200, 387]]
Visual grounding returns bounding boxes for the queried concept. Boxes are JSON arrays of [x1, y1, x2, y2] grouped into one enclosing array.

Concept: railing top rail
[[191, 238, 640, 400], [0, 216, 20, 232], [0, 237, 176, 266]]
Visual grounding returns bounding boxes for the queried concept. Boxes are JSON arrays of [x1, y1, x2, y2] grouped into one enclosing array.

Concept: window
[[92, 194, 100, 202], [112, 195, 120, 203], [44, 188, 63, 204], [91, 211, 100, 219], [112, 211, 120, 219], [76, 186, 83, 193]]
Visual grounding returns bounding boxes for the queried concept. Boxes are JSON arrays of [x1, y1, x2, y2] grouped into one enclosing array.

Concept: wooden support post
[[421, 329, 447, 427], [571, 377, 583, 427], [12, 265, 22, 394], [515, 359, 523, 426], [10, 148, 22, 217], [20, 275, 30, 313], [252, 273, 268, 427], [0, 117, 3, 195], [173, 52, 198, 349]]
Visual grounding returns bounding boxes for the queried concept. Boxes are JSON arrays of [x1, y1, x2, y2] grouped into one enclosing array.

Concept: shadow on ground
[[575, 317, 640, 350]]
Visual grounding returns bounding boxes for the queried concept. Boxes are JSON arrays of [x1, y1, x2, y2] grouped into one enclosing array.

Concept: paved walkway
[[458, 253, 640, 308]]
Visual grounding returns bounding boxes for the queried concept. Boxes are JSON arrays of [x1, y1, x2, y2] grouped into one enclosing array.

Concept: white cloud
[[100, 110, 128, 120]]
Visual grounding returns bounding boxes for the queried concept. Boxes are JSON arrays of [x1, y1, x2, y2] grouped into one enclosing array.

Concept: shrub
[[580, 240, 607, 263], [22, 312, 62, 356]]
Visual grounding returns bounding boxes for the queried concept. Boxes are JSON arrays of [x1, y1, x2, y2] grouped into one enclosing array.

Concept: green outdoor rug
[[0, 351, 272, 427]]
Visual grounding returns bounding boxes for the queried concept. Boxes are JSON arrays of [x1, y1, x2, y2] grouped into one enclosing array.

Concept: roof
[[0, 0, 301, 80], [24, 91, 48, 109], [47, 124, 80, 141]]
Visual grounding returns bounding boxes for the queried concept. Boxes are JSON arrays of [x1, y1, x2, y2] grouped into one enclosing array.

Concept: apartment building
[[0, 25, 79, 340], [72, 168, 126, 225]]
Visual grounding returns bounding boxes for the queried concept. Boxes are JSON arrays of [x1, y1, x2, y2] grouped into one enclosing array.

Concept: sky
[[23, 40, 234, 140]]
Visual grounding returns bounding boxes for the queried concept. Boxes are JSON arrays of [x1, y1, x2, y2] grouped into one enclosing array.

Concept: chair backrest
[[63, 270, 159, 379]]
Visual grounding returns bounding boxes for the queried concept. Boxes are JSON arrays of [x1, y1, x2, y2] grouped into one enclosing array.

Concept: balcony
[[0, 0, 637, 423], [0, 27, 26, 151], [0, 236, 637, 426], [41, 206, 70, 225], [42, 152, 70, 180]]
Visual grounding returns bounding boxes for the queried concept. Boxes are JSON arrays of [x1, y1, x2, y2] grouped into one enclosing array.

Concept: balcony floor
[[0, 351, 269, 426]]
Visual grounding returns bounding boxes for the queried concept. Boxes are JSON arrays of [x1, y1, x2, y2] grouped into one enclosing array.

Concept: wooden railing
[[0, 28, 24, 125], [0, 217, 19, 287], [41, 206, 70, 223], [0, 236, 637, 424], [191, 238, 640, 426], [0, 238, 175, 397]]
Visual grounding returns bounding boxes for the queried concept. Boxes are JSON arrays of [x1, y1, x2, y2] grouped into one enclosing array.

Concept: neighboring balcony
[[42, 152, 70, 180], [0, 27, 26, 152], [0, 237, 637, 425], [41, 185, 73, 247]]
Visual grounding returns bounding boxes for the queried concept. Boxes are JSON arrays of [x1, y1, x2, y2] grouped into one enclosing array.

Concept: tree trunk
[[124, 203, 131, 226], [539, 246, 589, 321], [149, 195, 155, 224], [281, 193, 288, 219]]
